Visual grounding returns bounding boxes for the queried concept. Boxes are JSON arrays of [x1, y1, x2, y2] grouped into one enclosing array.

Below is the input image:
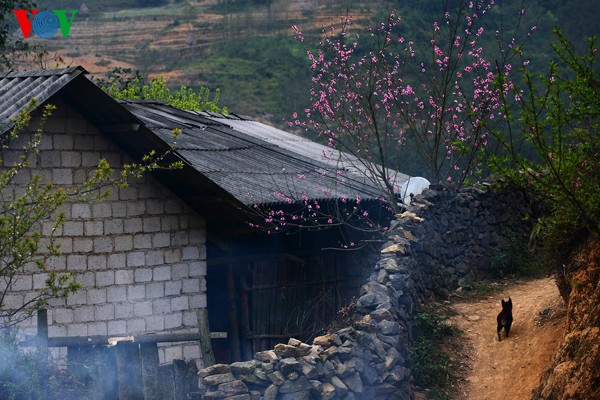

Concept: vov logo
[[13, 9, 78, 39]]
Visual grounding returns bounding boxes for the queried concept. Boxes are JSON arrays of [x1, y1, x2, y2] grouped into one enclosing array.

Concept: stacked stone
[[198, 183, 534, 399]]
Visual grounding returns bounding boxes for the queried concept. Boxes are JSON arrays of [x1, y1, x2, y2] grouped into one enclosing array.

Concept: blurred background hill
[[16, 0, 600, 127]]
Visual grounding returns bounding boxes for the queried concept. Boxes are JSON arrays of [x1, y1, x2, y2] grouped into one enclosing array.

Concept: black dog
[[496, 297, 513, 341]]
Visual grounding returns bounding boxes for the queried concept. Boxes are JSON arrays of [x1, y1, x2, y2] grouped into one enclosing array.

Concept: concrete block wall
[[5, 98, 208, 365]]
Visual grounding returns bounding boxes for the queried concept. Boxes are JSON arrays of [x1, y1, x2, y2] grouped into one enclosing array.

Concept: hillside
[[20, 0, 600, 126]]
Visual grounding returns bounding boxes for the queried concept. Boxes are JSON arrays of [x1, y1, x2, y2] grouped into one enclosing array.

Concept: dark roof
[[122, 101, 407, 206], [0, 67, 405, 229]]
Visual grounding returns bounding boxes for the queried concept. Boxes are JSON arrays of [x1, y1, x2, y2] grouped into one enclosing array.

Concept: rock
[[321, 383, 336, 400], [279, 376, 310, 394], [217, 380, 249, 396], [203, 372, 236, 386], [299, 359, 318, 379], [255, 350, 278, 363], [313, 333, 341, 346], [231, 360, 258, 375], [377, 320, 400, 335], [199, 363, 231, 378], [360, 364, 379, 385], [264, 385, 278, 400], [268, 371, 285, 386], [343, 372, 364, 394], [308, 379, 323, 396], [330, 376, 348, 397], [279, 358, 302, 376], [335, 362, 355, 378], [275, 343, 311, 358], [288, 338, 303, 346], [380, 258, 402, 272], [280, 391, 310, 400]]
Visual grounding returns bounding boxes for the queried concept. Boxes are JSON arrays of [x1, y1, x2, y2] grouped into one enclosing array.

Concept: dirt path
[[448, 278, 566, 400]]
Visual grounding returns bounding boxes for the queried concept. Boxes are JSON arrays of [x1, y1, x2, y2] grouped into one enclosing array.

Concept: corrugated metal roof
[[0, 67, 403, 213], [123, 101, 403, 206], [0, 66, 86, 131]]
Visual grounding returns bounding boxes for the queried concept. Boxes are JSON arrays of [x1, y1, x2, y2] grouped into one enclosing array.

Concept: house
[[0, 67, 406, 373]]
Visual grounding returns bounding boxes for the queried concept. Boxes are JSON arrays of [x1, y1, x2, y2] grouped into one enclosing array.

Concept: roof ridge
[[0, 65, 86, 79]]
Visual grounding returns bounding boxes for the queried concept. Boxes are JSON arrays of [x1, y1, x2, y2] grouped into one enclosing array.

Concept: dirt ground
[[446, 277, 566, 400]]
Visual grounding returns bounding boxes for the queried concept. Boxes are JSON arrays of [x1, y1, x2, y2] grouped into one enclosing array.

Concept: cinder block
[[133, 301, 153, 317], [48, 325, 67, 337], [82, 151, 101, 167], [113, 236, 133, 252], [108, 320, 127, 335], [40, 152, 61, 167], [124, 218, 143, 234], [2, 293, 24, 310], [73, 238, 93, 252], [33, 273, 49, 290], [126, 201, 145, 217], [189, 230, 206, 245], [66, 290, 87, 306], [95, 304, 115, 321], [88, 288, 107, 304], [67, 323, 88, 337], [119, 186, 138, 201], [92, 203, 112, 218], [61, 151, 82, 167], [87, 321, 108, 336], [165, 281, 182, 296], [134, 268, 153, 283], [47, 255, 67, 271], [145, 251, 164, 266], [88, 255, 107, 270], [152, 298, 171, 315], [145, 282, 164, 299], [107, 286, 127, 302], [72, 203, 91, 219], [115, 303, 134, 319], [56, 237, 73, 253], [188, 294, 207, 309], [165, 199, 182, 214], [163, 345, 183, 364], [74, 306, 95, 322], [183, 344, 201, 360], [99, 152, 121, 167], [53, 134, 73, 150], [115, 269, 134, 285], [171, 232, 189, 246], [52, 308, 74, 324], [164, 249, 182, 264], [96, 270, 115, 286], [164, 312, 183, 329], [52, 169, 73, 185], [127, 318, 146, 334], [183, 310, 198, 327], [11, 275, 33, 291], [104, 219, 124, 235], [112, 203, 127, 218], [171, 263, 189, 280], [84, 221, 103, 236], [75, 271, 95, 287], [152, 233, 170, 248], [74, 135, 95, 150], [142, 217, 161, 232], [127, 284, 146, 301], [153, 266, 171, 281], [181, 246, 200, 261], [161, 215, 179, 231], [67, 255, 87, 271], [127, 252, 145, 267], [145, 199, 164, 215], [145, 315, 165, 332], [171, 296, 189, 312], [179, 215, 189, 229], [182, 279, 200, 294], [133, 234, 152, 249], [188, 262, 206, 277], [72, 169, 88, 185], [189, 215, 206, 229], [63, 221, 83, 236], [94, 237, 113, 253]]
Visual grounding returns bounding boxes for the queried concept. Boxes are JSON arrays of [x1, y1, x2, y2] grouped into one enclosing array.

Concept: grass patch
[[411, 310, 457, 398]]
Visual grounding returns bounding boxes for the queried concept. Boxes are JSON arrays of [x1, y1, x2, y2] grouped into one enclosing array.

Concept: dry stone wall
[[197, 184, 534, 399]]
